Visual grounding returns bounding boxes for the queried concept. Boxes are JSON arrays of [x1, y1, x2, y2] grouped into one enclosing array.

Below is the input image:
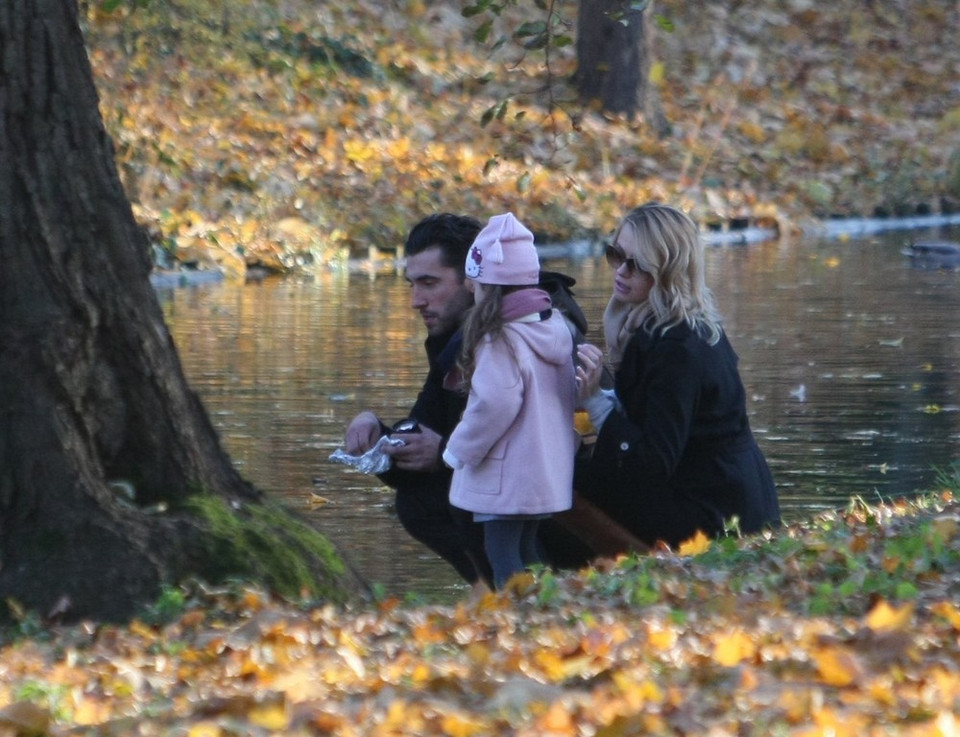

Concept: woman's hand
[[575, 343, 605, 404]]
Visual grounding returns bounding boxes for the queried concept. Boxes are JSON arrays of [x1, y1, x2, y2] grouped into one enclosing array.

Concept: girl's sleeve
[[445, 338, 523, 466]]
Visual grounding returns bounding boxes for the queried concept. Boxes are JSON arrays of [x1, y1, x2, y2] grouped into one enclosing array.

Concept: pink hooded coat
[[444, 305, 577, 516]]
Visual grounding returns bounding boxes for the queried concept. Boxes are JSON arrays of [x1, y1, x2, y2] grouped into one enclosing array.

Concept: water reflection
[[159, 227, 960, 598]]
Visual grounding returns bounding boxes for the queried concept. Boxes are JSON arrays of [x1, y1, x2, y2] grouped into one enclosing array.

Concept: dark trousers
[[395, 484, 598, 586], [394, 483, 493, 586]]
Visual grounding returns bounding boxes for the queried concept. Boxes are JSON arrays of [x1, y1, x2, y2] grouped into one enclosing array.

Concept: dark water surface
[[159, 227, 960, 599]]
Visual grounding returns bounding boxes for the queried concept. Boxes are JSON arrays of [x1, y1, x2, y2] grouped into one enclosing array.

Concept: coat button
[[619, 442, 629, 451]]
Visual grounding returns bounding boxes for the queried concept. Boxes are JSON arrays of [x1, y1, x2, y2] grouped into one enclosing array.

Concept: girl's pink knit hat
[[465, 212, 540, 285]]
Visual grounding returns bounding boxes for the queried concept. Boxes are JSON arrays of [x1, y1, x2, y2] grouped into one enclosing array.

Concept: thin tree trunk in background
[[576, 0, 667, 133]]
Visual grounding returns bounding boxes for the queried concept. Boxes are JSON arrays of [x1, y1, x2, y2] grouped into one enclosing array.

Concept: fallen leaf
[[677, 530, 711, 556], [187, 723, 223, 737], [931, 601, 960, 630], [248, 696, 289, 730], [865, 600, 914, 633], [812, 646, 864, 687], [713, 629, 756, 667]]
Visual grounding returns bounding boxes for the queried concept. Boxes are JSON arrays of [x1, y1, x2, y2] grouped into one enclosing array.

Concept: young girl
[[442, 213, 578, 589]]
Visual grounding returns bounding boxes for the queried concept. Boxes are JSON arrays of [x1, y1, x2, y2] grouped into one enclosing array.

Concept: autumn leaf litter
[[82, 0, 960, 275], [3, 1, 958, 733], [1, 495, 959, 735]]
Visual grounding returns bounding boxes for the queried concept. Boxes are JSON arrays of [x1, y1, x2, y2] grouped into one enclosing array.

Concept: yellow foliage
[[865, 600, 914, 633], [502, 571, 536, 595], [712, 629, 757, 667], [612, 671, 664, 710], [343, 139, 378, 165], [441, 712, 486, 737], [534, 649, 596, 682], [645, 622, 677, 652], [72, 696, 112, 726], [812, 646, 864, 687], [931, 601, 960, 630], [411, 662, 432, 686], [187, 722, 222, 737], [677, 530, 711, 556], [272, 665, 327, 702], [738, 120, 766, 143], [538, 701, 576, 734], [648, 61, 665, 86], [128, 619, 157, 642], [386, 138, 412, 159], [797, 706, 870, 737]]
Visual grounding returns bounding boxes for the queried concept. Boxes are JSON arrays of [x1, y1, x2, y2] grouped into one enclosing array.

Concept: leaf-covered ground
[[1, 494, 958, 735], [81, 0, 960, 274], [4, 3, 955, 734]]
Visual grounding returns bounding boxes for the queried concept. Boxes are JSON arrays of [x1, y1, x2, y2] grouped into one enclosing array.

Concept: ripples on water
[[159, 227, 960, 598]]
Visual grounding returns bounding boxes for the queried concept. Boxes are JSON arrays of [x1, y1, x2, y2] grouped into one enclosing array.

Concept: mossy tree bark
[[0, 0, 354, 622]]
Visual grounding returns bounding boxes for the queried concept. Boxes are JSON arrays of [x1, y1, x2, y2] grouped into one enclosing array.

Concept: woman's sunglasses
[[604, 244, 643, 275]]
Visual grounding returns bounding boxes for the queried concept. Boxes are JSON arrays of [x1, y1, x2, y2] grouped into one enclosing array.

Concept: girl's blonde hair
[[615, 203, 723, 344]]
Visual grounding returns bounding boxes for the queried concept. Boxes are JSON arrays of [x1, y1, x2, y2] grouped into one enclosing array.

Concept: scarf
[[602, 296, 648, 372], [500, 288, 552, 322], [442, 288, 552, 392]]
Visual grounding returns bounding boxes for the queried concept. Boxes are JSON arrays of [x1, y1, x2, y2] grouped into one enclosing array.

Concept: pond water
[[158, 226, 960, 600]]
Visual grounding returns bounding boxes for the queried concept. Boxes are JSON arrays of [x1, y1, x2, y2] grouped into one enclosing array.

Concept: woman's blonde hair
[[614, 203, 723, 344]]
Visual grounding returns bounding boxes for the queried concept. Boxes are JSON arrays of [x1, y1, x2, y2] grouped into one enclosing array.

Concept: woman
[[573, 203, 780, 549]]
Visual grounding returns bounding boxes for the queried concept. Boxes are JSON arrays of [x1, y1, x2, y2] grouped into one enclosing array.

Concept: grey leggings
[[483, 518, 543, 589]]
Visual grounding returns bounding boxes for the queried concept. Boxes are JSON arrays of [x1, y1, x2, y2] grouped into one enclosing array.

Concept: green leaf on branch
[[473, 19, 493, 43], [654, 14, 675, 31], [514, 21, 547, 38], [461, 1, 490, 18], [523, 33, 549, 50], [480, 100, 508, 127]]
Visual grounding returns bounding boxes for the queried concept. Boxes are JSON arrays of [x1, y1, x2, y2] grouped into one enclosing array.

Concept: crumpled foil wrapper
[[329, 436, 406, 475]]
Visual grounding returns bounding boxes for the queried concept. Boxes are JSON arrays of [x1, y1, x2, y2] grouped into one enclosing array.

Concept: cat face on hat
[[466, 212, 540, 285]]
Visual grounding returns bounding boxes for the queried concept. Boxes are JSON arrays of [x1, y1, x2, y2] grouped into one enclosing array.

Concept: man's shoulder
[[426, 328, 461, 364]]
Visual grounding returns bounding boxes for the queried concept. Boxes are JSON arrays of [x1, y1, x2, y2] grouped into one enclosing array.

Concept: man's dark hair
[[405, 213, 482, 272]]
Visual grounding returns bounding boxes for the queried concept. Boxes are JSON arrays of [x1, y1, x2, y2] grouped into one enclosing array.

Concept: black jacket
[[376, 329, 466, 494], [575, 321, 780, 546], [378, 271, 588, 493]]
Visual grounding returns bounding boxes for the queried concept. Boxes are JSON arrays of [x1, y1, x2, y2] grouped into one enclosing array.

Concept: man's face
[[405, 246, 474, 337]]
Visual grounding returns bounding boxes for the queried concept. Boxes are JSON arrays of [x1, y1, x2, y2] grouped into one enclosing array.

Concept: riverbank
[[83, 0, 960, 280], [150, 211, 960, 286], [2, 490, 958, 734]]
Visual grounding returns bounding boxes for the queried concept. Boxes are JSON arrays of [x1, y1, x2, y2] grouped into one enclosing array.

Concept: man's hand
[[344, 411, 382, 454], [382, 425, 443, 472]]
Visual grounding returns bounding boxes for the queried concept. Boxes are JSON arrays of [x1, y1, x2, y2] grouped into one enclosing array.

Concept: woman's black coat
[[575, 321, 781, 547]]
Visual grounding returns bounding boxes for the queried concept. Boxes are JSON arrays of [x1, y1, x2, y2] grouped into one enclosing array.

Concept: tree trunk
[[576, 0, 667, 133], [0, 0, 354, 622]]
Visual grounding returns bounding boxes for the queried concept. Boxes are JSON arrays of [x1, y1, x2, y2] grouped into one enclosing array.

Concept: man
[[345, 213, 602, 591], [344, 214, 494, 590]]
